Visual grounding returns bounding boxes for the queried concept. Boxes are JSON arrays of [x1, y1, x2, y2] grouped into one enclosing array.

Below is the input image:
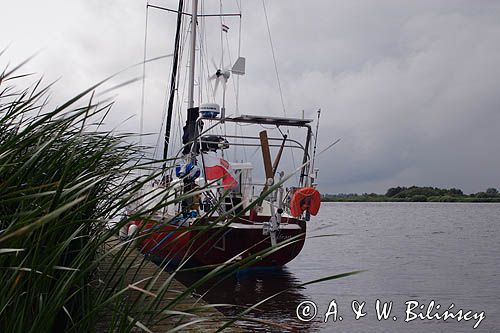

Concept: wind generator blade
[[211, 57, 218, 71], [213, 78, 220, 97], [259, 130, 274, 192], [221, 77, 228, 93]]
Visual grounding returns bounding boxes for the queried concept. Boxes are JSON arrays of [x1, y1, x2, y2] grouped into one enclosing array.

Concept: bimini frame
[[197, 114, 314, 188]]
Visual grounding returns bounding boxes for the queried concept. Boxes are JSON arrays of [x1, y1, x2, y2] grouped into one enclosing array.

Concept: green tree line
[[322, 186, 500, 202]]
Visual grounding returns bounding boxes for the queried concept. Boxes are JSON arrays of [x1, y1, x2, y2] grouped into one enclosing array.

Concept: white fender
[[127, 224, 138, 238]]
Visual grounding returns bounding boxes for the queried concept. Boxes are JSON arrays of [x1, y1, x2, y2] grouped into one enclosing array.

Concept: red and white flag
[[203, 153, 238, 190]]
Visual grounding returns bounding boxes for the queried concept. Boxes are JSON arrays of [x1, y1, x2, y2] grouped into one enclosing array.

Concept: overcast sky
[[2, 0, 500, 194]]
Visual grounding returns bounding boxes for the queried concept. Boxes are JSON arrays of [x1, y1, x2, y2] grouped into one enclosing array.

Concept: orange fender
[[290, 187, 321, 217]]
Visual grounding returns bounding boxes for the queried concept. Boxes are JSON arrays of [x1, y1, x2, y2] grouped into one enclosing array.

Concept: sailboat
[[121, 0, 322, 268]]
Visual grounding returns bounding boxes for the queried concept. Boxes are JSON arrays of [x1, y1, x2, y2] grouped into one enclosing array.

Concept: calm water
[[176, 203, 500, 332]]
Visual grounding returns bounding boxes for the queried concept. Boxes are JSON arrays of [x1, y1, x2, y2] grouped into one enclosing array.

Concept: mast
[[180, 0, 200, 157], [187, 0, 198, 109], [163, 0, 184, 162]]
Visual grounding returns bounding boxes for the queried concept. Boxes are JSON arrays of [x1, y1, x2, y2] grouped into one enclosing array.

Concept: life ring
[[290, 187, 321, 217]]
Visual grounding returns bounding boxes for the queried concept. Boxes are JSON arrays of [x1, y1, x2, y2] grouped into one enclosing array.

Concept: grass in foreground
[[0, 59, 358, 332]]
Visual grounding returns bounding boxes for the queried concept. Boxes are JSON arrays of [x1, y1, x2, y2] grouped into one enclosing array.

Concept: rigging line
[[224, 32, 238, 104], [261, 0, 286, 117], [201, 7, 214, 102], [167, 12, 189, 160], [204, 51, 212, 103], [198, 36, 209, 103], [153, 88, 167, 160], [173, 28, 190, 158], [176, 18, 190, 138], [198, 5, 211, 104], [249, 146, 260, 159], [277, 125, 286, 138], [145, 12, 172, 159], [196, 10, 209, 103], [140, 3, 149, 147], [197, 0, 207, 105], [220, 0, 227, 158], [236, 0, 242, 116], [223, 23, 239, 161], [154, 38, 181, 161], [147, 4, 190, 16], [261, 0, 297, 175], [176, 22, 192, 145], [237, 0, 247, 161], [156, 4, 189, 162], [204, 5, 214, 103], [219, 0, 224, 68], [197, 27, 202, 104], [147, 4, 240, 17], [222, 32, 239, 149], [198, 1, 213, 102]]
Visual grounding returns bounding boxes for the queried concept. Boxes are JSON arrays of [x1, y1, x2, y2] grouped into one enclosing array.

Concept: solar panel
[[203, 114, 313, 127]]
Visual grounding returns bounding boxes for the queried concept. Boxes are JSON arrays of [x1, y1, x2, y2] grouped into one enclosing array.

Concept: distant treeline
[[322, 186, 500, 202]]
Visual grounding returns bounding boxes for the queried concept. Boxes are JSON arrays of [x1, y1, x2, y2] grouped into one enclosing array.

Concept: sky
[[2, 0, 500, 194]]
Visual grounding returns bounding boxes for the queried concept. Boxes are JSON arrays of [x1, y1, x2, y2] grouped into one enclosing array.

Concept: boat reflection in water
[[173, 267, 319, 332]]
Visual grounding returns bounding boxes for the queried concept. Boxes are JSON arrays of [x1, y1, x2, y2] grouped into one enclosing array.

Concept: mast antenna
[[310, 108, 321, 186]]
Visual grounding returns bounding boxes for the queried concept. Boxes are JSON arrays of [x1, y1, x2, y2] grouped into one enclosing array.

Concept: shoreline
[[321, 200, 500, 203]]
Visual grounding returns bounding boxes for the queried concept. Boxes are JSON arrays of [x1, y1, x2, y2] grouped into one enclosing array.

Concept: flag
[[203, 153, 238, 190], [222, 24, 229, 33]]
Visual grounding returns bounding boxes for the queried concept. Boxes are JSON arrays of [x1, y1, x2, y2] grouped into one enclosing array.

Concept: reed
[[0, 59, 357, 332]]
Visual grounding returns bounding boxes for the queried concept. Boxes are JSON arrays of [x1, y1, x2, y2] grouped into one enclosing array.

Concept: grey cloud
[[2, 0, 499, 194]]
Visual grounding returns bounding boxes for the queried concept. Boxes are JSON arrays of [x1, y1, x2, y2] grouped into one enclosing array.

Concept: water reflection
[[174, 267, 319, 332]]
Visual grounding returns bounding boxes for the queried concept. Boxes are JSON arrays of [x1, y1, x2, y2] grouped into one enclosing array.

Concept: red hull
[[131, 216, 306, 268]]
